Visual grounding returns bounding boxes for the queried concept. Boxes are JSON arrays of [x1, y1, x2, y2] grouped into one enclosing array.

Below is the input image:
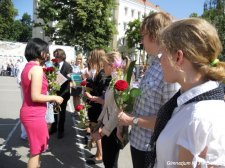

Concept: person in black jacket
[[50, 48, 72, 139]]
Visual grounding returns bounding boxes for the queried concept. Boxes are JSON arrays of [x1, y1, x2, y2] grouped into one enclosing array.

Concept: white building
[[113, 0, 161, 48], [112, 0, 164, 63]]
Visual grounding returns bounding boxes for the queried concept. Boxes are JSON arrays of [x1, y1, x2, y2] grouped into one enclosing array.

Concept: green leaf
[[130, 88, 141, 97], [124, 60, 136, 85], [122, 92, 129, 101]]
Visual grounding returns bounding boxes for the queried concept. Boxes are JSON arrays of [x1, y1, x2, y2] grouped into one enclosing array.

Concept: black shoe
[[86, 158, 102, 165], [57, 132, 64, 139], [87, 154, 95, 158], [49, 128, 57, 135]]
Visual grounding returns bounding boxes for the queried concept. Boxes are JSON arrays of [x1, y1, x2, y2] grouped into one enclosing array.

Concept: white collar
[[177, 81, 219, 106], [59, 61, 64, 70]]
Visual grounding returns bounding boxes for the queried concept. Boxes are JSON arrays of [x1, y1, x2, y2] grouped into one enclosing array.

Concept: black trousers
[[102, 129, 120, 168], [130, 145, 147, 168], [52, 97, 69, 133]]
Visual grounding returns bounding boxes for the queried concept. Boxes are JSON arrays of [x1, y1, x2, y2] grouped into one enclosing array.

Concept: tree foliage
[[36, 0, 117, 53], [125, 19, 141, 49], [202, 0, 225, 58], [0, 0, 18, 40], [189, 12, 199, 17], [17, 13, 32, 42], [0, 0, 32, 42]]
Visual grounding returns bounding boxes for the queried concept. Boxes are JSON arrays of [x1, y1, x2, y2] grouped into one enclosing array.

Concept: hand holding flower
[[84, 92, 93, 100], [118, 112, 134, 126], [92, 96, 104, 105]]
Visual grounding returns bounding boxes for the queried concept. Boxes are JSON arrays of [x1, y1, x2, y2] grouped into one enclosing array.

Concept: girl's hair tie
[[210, 58, 219, 66]]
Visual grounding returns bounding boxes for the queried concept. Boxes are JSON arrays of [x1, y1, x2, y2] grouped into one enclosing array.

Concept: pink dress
[[20, 61, 49, 155]]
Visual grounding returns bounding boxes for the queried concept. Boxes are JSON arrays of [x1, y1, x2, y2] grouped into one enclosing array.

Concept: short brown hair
[[53, 48, 66, 60], [141, 12, 172, 40]]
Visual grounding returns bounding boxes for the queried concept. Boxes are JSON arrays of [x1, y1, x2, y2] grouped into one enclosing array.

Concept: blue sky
[[13, 0, 205, 20], [149, 0, 206, 19], [13, 0, 33, 19]]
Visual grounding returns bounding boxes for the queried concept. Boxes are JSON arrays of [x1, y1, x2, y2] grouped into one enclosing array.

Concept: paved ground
[[0, 76, 132, 168]]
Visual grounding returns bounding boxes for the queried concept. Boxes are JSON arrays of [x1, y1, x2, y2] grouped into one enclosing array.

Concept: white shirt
[[17, 61, 26, 84], [155, 81, 225, 168], [58, 61, 64, 71]]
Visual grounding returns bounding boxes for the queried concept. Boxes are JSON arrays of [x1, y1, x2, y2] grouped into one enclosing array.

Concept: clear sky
[[13, 0, 206, 20], [149, 0, 206, 19]]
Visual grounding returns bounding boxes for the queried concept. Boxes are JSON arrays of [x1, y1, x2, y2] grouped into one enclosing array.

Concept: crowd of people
[[17, 11, 225, 168], [0, 59, 23, 77]]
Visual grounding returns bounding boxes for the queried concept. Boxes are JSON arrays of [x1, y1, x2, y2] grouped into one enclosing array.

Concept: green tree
[[202, 0, 225, 58], [0, 0, 18, 40], [125, 19, 141, 49], [17, 13, 32, 42], [36, 0, 116, 53], [189, 12, 199, 17]]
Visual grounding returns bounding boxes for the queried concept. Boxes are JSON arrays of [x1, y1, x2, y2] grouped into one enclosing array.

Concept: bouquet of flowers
[[112, 60, 141, 148], [43, 58, 61, 112], [75, 80, 91, 128]]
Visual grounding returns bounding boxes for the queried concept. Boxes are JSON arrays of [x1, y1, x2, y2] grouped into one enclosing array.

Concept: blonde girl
[[150, 18, 225, 168], [91, 51, 123, 168], [70, 54, 84, 109], [84, 48, 107, 163]]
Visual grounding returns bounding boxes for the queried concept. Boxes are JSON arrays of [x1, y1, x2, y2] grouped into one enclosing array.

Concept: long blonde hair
[[76, 54, 84, 69], [87, 48, 105, 75], [159, 18, 225, 81]]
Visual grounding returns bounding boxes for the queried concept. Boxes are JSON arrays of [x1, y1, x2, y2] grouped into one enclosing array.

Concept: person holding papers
[[49, 48, 72, 139]]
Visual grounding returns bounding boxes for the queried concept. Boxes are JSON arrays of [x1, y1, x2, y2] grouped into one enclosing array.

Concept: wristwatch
[[132, 117, 139, 126]]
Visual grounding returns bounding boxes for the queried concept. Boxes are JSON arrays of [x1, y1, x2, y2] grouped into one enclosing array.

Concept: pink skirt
[[22, 117, 49, 155]]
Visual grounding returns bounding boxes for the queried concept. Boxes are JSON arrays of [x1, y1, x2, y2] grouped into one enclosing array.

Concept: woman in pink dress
[[20, 38, 63, 168]]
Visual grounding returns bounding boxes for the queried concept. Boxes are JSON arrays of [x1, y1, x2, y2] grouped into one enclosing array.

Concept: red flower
[[47, 66, 55, 72], [80, 80, 87, 86], [114, 80, 129, 91], [75, 104, 85, 111], [43, 67, 47, 72], [51, 58, 58, 63]]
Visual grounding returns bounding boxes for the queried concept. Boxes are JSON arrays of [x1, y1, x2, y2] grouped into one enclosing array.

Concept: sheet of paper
[[56, 71, 68, 86]]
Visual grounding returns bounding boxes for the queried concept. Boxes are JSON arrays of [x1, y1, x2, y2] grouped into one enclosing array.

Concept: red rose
[[80, 80, 87, 86], [43, 67, 47, 72], [47, 67, 55, 72], [75, 104, 85, 111], [51, 58, 58, 63], [114, 80, 129, 91]]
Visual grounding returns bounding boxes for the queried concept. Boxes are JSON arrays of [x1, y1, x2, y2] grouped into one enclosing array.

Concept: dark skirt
[[71, 87, 82, 97]]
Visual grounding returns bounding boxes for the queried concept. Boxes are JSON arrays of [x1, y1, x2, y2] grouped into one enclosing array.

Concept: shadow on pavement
[[0, 111, 104, 168]]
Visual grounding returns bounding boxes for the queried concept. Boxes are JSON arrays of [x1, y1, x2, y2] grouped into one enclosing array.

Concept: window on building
[[123, 22, 127, 31], [124, 7, 128, 16], [138, 11, 141, 19], [131, 9, 134, 17]]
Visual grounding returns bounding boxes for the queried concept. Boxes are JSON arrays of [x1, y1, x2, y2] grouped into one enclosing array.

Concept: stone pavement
[[0, 76, 132, 168]]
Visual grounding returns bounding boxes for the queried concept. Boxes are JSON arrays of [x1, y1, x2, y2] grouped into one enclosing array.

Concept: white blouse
[[155, 81, 225, 168]]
